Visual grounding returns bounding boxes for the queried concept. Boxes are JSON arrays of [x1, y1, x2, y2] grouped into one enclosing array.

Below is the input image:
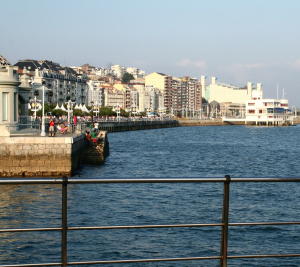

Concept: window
[[2, 92, 8, 121], [248, 109, 255, 114]]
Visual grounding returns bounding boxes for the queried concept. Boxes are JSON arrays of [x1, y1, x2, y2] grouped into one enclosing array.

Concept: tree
[[120, 109, 129, 117], [51, 109, 67, 117], [73, 109, 84, 116], [121, 72, 134, 83], [99, 107, 116, 116]]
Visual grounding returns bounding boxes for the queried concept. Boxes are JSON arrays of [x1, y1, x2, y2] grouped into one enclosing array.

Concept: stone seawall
[[98, 120, 179, 132], [0, 135, 86, 177], [178, 119, 230, 126]]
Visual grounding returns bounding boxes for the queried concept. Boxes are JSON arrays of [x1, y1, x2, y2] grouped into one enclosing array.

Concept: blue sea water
[[1, 125, 300, 266]]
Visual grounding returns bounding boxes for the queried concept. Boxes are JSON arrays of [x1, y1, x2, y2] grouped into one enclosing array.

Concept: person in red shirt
[[49, 119, 55, 137]]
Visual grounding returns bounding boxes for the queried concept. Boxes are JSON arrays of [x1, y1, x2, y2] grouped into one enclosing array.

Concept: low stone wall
[[0, 135, 86, 177], [178, 119, 228, 126]]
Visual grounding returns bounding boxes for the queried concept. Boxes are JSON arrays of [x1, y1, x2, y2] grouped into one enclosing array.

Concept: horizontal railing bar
[[68, 223, 221, 230], [68, 255, 222, 265], [0, 263, 61, 267], [230, 221, 300, 226], [228, 253, 300, 259], [2, 221, 300, 233], [1, 177, 300, 185], [2, 253, 300, 267], [0, 227, 61, 233]]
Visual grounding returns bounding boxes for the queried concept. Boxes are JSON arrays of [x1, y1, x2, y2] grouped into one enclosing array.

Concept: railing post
[[61, 176, 68, 267], [220, 175, 231, 267]]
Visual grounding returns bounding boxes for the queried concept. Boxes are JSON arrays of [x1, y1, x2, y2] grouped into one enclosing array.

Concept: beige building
[[104, 87, 125, 109], [145, 72, 173, 112], [201, 76, 262, 105]]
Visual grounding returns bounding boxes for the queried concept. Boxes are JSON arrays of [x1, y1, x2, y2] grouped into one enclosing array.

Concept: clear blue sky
[[1, 0, 300, 106]]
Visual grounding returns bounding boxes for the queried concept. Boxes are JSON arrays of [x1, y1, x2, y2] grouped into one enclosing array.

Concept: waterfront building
[[129, 90, 139, 113], [0, 61, 20, 136], [245, 98, 293, 126], [201, 76, 262, 105], [175, 76, 202, 117], [145, 72, 174, 113], [220, 102, 245, 119], [145, 72, 202, 116], [87, 80, 105, 107], [142, 85, 164, 113], [15, 59, 88, 106], [104, 87, 125, 109]]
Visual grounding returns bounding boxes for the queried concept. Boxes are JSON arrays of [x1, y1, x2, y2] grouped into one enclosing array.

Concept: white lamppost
[[40, 82, 46, 136], [66, 99, 74, 127], [116, 104, 120, 121], [30, 96, 40, 121], [32, 81, 46, 136]]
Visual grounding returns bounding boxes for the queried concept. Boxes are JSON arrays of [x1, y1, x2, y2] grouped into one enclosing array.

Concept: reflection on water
[[0, 185, 62, 264]]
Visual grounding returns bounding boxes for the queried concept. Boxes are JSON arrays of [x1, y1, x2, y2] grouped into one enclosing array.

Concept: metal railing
[[1, 177, 300, 266]]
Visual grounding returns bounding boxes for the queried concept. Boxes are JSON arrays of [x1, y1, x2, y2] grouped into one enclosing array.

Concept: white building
[[15, 60, 88, 106], [201, 76, 262, 105], [0, 64, 20, 136], [126, 67, 145, 79], [87, 80, 105, 107], [245, 98, 293, 126], [111, 65, 125, 79]]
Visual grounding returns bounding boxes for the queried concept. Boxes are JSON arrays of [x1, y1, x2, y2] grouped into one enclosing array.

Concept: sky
[[1, 0, 300, 106]]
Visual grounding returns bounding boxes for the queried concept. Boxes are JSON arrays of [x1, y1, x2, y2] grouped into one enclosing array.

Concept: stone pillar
[[0, 65, 21, 136]]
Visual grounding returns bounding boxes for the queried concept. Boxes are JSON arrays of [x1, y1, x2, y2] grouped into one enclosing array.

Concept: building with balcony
[[104, 87, 125, 109], [15, 59, 88, 106], [87, 80, 105, 107]]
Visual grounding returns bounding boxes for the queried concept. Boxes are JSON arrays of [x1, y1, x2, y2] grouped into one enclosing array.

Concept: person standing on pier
[[49, 119, 55, 137]]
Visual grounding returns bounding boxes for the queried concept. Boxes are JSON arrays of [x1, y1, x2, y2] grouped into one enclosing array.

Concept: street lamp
[[29, 96, 40, 121], [40, 81, 46, 136], [90, 101, 94, 124], [116, 104, 120, 121], [66, 97, 75, 128]]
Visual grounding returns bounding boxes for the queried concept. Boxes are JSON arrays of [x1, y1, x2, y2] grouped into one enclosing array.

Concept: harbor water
[[1, 125, 300, 266]]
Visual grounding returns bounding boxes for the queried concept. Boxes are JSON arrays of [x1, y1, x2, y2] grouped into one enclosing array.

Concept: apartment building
[[104, 87, 125, 109], [175, 76, 202, 116], [145, 72, 175, 113], [87, 80, 105, 107], [15, 59, 88, 105]]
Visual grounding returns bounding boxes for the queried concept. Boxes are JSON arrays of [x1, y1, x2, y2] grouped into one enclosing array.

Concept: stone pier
[[0, 132, 109, 177]]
